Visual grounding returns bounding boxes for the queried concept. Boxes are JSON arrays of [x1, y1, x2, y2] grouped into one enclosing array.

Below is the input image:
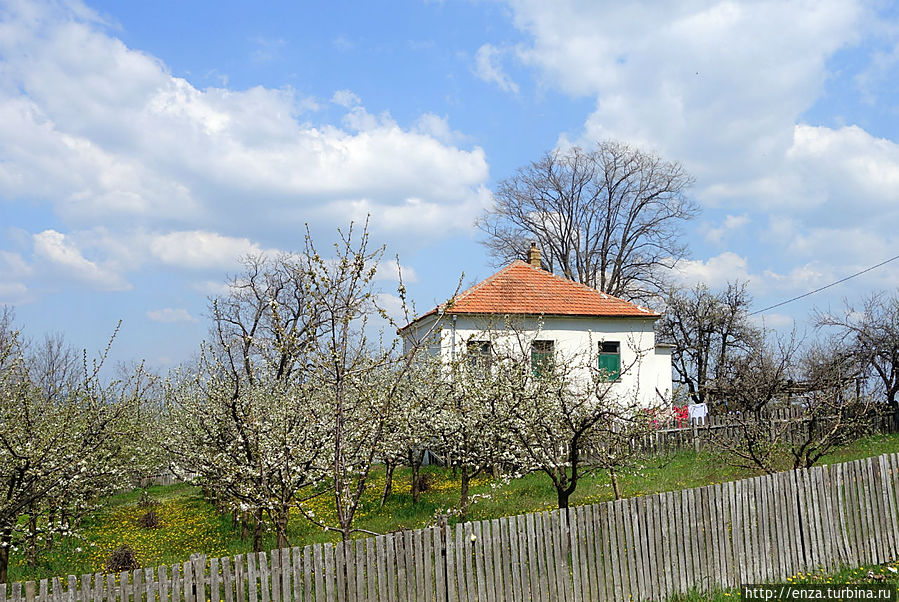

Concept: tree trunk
[[274, 506, 290, 550], [460, 466, 471, 520], [26, 510, 37, 566], [253, 509, 264, 553], [557, 486, 571, 509], [380, 461, 395, 508], [240, 511, 251, 540], [609, 466, 622, 500], [410, 450, 422, 505], [0, 524, 11, 584]]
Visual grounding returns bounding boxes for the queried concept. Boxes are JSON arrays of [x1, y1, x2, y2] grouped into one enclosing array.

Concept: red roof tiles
[[405, 261, 659, 329]]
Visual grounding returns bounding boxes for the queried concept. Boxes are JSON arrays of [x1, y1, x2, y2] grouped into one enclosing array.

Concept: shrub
[[105, 545, 140, 572], [137, 509, 160, 529]]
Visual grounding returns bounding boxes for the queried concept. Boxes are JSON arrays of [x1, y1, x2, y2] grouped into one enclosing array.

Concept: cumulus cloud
[[0, 0, 490, 243], [508, 0, 864, 185], [32, 229, 129, 290], [149, 231, 267, 270], [787, 124, 899, 212], [497, 0, 899, 316], [497, 0, 899, 223], [674, 251, 752, 289], [375, 259, 418, 284], [147, 307, 197, 323]]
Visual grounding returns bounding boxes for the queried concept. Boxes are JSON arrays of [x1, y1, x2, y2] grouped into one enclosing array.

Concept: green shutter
[[598, 352, 620, 381], [531, 341, 554, 377]]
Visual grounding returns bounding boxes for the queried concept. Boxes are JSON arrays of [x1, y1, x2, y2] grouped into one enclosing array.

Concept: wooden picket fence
[[6, 452, 899, 601], [636, 407, 898, 455]]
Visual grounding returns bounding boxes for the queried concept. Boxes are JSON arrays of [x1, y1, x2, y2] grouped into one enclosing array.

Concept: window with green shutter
[[531, 340, 554, 377], [598, 341, 620, 381]]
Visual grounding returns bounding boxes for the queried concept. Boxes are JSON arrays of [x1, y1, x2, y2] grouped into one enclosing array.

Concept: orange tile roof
[[404, 261, 659, 329]]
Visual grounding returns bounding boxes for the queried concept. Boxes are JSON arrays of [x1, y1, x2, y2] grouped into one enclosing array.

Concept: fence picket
[[385, 535, 397, 602], [516, 514, 531, 602], [221, 558, 232, 602], [550, 511, 568, 602], [193, 556, 206, 602], [598, 502, 617, 602], [454, 524, 469, 602], [353, 541, 364, 602], [15, 451, 899, 602], [268, 551, 279, 602]]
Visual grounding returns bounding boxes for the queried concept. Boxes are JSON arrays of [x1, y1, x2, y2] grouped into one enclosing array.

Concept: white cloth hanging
[[688, 402, 708, 425]]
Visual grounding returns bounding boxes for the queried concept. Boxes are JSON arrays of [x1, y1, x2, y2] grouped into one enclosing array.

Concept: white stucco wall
[[402, 313, 673, 407]]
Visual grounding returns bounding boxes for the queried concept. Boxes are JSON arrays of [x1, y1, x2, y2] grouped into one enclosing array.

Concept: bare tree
[[789, 340, 876, 469], [815, 292, 899, 411], [208, 252, 320, 393], [657, 282, 759, 406], [477, 141, 697, 301], [714, 334, 876, 473]]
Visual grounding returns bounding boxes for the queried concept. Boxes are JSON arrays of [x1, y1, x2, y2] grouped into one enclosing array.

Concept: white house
[[400, 245, 673, 407]]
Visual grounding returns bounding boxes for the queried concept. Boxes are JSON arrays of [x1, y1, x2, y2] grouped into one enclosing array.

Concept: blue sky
[[2, 0, 899, 368]]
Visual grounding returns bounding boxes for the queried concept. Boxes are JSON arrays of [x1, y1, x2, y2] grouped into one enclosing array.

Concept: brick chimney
[[527, 242, 541, 268]]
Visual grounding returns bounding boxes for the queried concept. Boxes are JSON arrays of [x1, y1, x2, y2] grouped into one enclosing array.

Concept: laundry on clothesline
[[688, 402, 708, 425]]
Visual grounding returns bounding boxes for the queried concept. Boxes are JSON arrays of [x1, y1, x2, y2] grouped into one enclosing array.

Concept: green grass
[[9, 432, 899, 584], [666, 561, 899, 600]]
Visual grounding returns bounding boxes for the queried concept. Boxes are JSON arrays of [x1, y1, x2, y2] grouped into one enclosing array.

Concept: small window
[[531, 340, 554, 376], [467, 340, 492, 371], [598, 341, 620, 381]]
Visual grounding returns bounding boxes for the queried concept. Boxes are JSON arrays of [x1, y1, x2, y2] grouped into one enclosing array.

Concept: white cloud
[[146, 308, 197, 323], [414, 113, 467, 145], [787, 124, 899, 213], [0, 1, 490, 243], [674, 251, 752, 289], [503, 0, 868, 198], [474, 44, 520, 94], [375, 293, 408, 322], [150, 231, 266, 270], [375, 259, 418, 284], [0, 251, 31, 279], [750, 312, 795, 330], [32, 229, 129, 290], [331, 89, 361, 108], [704, 213, 749, 244], [191, 279, 233, 296], [0, 281, 29, 305]]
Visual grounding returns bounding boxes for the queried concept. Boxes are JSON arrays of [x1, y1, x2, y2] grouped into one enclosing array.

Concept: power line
[[750, 253, 899, 316]]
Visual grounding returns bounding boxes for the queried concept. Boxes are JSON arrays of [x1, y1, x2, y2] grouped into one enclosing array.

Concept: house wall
[[403, 313, 672, 407]]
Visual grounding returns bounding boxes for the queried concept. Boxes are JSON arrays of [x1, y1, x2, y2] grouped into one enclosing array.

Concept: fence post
[[437, 515, 449, 602], [692, 421, 700, 454]]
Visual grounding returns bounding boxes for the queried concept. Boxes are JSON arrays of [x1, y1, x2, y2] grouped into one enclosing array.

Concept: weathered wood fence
[[636, 407, 898, 454], [6, 452, 899, 601]]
